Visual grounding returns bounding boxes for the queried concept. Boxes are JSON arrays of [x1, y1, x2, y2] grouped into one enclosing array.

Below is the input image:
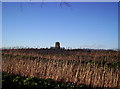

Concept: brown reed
[[2, 54, 120, 88]]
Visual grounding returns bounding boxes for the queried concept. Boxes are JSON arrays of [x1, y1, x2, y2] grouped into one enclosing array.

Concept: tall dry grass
[[2, 54, 120, 88], [2, 49, 119, 63]]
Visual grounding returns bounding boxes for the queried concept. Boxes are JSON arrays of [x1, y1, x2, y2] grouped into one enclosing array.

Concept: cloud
[[80, 44, 107, 49]]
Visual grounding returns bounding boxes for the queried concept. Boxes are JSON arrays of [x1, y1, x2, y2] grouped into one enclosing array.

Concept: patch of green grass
[[2, 72, 90, 89]]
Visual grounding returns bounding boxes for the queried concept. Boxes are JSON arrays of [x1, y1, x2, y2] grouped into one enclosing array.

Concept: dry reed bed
[[2, 49, 119, 63], [2, 56, 120, 88]]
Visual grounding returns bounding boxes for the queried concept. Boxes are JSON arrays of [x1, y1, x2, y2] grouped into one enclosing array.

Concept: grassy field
[[2, 72, 90, 89], [2, 48, 120, 88]]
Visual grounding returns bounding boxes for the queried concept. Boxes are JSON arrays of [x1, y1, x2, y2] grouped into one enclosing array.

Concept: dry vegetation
[[2, 48, 120, 88]]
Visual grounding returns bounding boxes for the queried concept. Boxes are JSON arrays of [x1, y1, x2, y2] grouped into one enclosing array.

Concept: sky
[[0, 2, 2, 49], [2, 2, 118, 49]]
